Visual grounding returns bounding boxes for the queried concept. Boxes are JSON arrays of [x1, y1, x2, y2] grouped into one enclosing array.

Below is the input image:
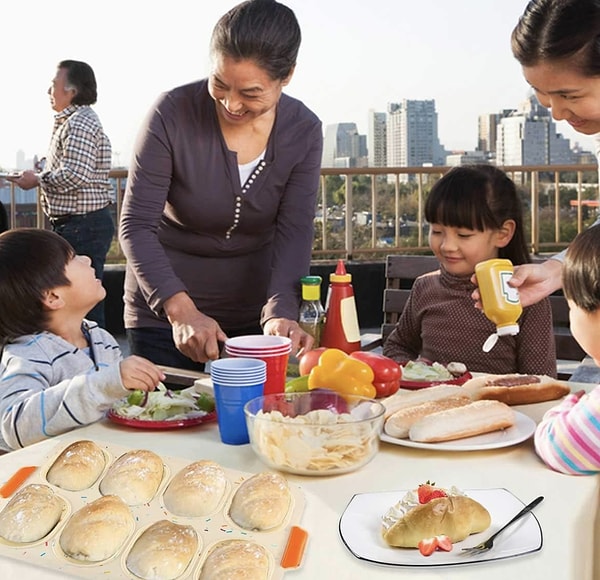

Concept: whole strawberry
[[417, 481, 448, 504]]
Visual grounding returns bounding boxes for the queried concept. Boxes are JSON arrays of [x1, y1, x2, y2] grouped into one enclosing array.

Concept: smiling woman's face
[[522, 60, 600, 136]]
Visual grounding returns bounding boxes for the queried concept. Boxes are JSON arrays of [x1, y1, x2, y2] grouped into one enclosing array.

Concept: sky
[[1, 0, 596, 170]]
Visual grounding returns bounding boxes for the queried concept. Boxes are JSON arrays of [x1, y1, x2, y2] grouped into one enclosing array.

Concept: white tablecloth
[[0, 386, 598, 580]]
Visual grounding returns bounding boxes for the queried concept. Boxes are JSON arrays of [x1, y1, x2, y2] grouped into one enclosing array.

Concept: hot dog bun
[[382, 385, 472, 419], [462, 374, 571, 405], [408, 400, 515, 443], [382, 495, 491, 547], [384, 396, 472, 439]]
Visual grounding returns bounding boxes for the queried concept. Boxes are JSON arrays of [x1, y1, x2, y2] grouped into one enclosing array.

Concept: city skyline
[[1, 0, 596, 170]]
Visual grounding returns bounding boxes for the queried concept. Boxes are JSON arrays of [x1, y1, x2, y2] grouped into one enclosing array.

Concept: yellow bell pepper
[[308, 348, 377, 398]]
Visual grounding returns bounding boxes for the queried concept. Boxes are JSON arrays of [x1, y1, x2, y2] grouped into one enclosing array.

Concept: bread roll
[[199, 540, 269, 580], [99, 449, 164, 505], [384, 396, 472, 438], [462, 373, 571, 405], [0, 484, 64, 543], [46, 440, 106, 491], [163, 460, 228, 517], [383, 385, 471, 419], [409, 400, 515, 443], [126, 520, 198, 580], [229, 472, 291, 531], [59, 495, 133, 562], [382, 495, 491, 547]]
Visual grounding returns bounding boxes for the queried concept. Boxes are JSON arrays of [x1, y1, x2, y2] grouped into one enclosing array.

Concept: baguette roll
[[382, 495, 491, 547], [229, 472, 291, 531], [199, 540, 270, 580], [46, 440, 106, 491], [125, 520, 198, 580], [99, 449, 164, 505], [382, 385, 471, 419], [462, 373, 571, 405], [59, 495, 134, 562], [163, 460, 228, 517], [409, 400, 515, 443], [0, 484, 64, 543], [384, 395, 472, 438]]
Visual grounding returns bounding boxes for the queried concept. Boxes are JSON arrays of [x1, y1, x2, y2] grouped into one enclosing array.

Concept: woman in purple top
[[119, 0, 323, 371]]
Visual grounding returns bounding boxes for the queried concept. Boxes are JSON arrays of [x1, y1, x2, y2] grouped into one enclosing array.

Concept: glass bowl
[[244, 391, 385, 476]]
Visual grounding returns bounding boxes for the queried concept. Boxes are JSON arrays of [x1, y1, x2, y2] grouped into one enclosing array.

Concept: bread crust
[[199, 540, 269, 580], [462, 373, 571, 405], [382, 385, 471, 419], [384, 396, 472, 439], [382, 495, 491, 547], [46, 440, 106, 491]]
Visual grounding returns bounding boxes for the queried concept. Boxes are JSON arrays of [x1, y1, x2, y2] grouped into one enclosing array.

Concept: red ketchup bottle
[[320, 260, 361, 353]]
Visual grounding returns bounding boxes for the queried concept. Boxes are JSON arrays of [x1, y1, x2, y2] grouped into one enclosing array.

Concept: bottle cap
[[300, 275, 322, 286], [329, 259, 352, 283], [482, 323, 520, 353]]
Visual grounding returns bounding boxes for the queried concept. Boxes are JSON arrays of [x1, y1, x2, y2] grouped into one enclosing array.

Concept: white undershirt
[[238, 150, 265, 185]]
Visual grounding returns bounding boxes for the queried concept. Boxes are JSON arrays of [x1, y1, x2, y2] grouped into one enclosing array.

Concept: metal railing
[[1, 164, 597, 261]]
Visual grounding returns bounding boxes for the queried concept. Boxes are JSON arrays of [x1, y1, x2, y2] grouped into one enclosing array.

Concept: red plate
[[399, 371, 472, 391], [106, 409, 217, 430]]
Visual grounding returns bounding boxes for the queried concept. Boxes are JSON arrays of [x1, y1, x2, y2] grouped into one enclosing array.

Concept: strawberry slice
[[435, 535, 453, 552], [417, 537, 438, 556], [417, 482, 448, 504]]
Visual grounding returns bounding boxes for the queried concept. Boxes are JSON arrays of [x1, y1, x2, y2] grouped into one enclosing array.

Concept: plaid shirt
[[39, 104, 114, 217]]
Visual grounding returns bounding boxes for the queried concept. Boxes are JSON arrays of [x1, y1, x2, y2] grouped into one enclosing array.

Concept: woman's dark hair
[[424, 164, 531, 265], [210, 0, 301, 81], [58, 59, 98, 105], [511, 0, 600, 76], [0, 229, 74, 343], [563, 225, 600, 311]]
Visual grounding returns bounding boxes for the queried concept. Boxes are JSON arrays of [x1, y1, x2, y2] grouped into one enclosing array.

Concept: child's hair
[[424, 164, 531, 265], [511, 0, 600, 77], [0, 228, 74, 342], [563, 224, 600, 312]]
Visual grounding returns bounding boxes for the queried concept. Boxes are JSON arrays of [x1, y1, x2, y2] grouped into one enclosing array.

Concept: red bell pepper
[[349, 351, 401, 398]]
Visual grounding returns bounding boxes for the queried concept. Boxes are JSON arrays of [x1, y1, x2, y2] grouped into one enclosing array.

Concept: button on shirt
[[39, 104, 114, 217]]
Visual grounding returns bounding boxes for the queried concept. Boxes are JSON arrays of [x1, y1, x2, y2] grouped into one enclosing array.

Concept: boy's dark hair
[[210, 0, 301, 81], [424, 164, 531, 265], [563, 224, 600, 312], [511, 0, 600, 77], [0, 229, 74, 342], [58, 60, 98, 106]]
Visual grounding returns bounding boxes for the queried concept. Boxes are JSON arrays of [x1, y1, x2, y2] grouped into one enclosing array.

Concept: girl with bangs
[[383, 165, 557, 376]]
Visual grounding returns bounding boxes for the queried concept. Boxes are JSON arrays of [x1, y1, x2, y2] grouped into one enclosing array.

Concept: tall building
[[367, 110, 387, 167], [477, 110, 513, 157], [322, 123, 367, 167], [386, 99, 446, 169], [496, 95, 573, 166]]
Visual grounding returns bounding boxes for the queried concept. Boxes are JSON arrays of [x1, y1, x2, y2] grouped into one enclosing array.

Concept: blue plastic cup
[[210, 359, 266, 445]]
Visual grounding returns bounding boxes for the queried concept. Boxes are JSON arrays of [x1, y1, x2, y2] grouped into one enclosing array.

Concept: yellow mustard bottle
[[475, 258, 522, 353]]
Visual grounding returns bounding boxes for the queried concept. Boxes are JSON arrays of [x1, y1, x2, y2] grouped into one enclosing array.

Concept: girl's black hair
[[424, 164, 531, 265], [511, 0, 600, 76], [210, 0, 301, 81], [563, 224, 600, 312], [0, 229, 74, 343]]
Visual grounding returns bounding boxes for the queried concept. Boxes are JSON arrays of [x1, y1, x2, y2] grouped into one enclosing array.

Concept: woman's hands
[[263, 317, 314, 357], [471, 258, 563, 309], [120, 355, 165, 391], [164, 292, 228, 363]]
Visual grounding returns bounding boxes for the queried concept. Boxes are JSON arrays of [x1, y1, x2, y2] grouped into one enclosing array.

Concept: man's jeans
[[53, 206, 115, 328]]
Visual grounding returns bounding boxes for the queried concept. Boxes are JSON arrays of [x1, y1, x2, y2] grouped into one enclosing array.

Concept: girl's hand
[[263, 318, 315, 357], [120, 355, 165, 391]]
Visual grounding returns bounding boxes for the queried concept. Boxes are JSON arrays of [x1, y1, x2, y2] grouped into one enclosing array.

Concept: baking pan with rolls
[[0, 438, 305, 579]]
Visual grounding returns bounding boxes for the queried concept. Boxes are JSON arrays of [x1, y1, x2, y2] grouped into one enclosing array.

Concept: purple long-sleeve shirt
[[119, 80, 323, 331]]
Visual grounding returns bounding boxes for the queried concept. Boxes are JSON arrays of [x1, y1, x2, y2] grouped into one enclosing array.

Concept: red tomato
[[298, 347, 327, 376]]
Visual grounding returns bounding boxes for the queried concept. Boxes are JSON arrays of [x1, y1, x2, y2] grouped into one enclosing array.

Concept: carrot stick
[[280, 525, 308, 569], [0, 466, 37, 498]]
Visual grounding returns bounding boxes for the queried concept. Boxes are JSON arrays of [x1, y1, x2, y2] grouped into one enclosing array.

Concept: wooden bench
[[369, 254, 585, 380]]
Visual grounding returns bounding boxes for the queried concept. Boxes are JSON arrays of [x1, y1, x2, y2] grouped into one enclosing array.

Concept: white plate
[[339, 488, 543, 567], [380, 411, 536, 451]]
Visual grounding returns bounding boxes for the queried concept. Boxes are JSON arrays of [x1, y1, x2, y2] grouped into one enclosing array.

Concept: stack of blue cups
[[210, 358, 267, 445]]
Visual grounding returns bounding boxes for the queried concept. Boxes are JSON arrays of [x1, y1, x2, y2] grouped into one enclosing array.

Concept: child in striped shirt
[[0, 228, 164, 451], [534, 225, 600, 475]]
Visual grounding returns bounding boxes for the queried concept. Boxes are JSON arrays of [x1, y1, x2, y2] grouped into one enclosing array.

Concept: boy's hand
[[120, 356, 165, 392]]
